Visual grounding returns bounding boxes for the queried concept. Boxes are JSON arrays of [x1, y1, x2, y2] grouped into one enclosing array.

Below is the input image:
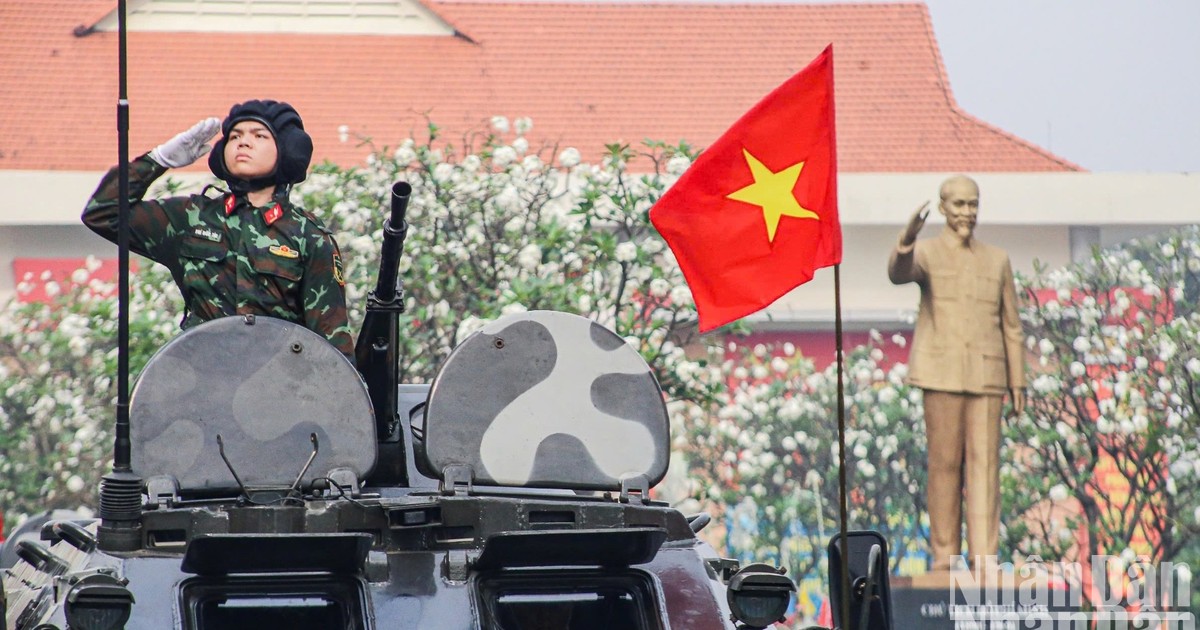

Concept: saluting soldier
[[888, 175, 1026, 571], [82, 99, 354, 362]]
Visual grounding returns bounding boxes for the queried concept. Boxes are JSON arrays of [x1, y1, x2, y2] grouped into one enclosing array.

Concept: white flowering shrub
[[0, 261, 179, 518], [1005, 226, 1200, 570], [677, 336, 928, 608]]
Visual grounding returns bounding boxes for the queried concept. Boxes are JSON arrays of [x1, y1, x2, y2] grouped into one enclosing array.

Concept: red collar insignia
[[264, 203, 283, 226], [224, 195, 283, 226]]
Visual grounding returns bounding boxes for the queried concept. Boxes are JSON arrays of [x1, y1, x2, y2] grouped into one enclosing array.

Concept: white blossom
[[490, 115, 510, 133], [500, 303, 527, 316], [456, 316, 488, 341], [857, 460, 876, 478], [433, 162, 454, 182], [557, 147, 581, 168], [770, 357, 788, 374], [393, 142, 417, 164], [649, 278, 670, 298], [66, 475, 85, 493], [1032, 374, 1060, 394], [666, 155, 691, 176], [493, 146, 518, 167]]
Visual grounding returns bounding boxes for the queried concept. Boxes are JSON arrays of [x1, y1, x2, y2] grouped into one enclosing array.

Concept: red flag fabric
[[650, 45, 840, 332]]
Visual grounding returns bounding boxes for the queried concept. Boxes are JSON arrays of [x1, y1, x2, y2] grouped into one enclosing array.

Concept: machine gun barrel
[[356, 181, 411, 485], [372, 182, 411, 306]]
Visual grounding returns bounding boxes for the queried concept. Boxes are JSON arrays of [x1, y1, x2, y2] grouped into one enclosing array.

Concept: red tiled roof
[[0, 1, 1080, 173]]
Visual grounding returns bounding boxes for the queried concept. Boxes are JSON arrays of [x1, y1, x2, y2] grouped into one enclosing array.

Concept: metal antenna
[[290, 433, 321, 494], [98, 0, 144, 552], [216, 434, 251, 500], [114, 1, 131, 475]]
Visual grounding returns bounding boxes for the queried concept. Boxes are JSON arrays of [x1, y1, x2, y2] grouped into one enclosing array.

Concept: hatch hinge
[[619, 473, 650, 504], [440, 465, 474, 496]]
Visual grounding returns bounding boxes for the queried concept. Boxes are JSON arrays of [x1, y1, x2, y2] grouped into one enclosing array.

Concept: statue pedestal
[[891, 569, 1087, 629]]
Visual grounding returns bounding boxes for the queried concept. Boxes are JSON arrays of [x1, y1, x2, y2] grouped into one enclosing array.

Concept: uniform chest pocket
[[976, 274, 1002, 305], [178, 237, 231, 310], [928, 270, 958, 301], [179, 237, 227, 264], [251, 246, 304, 283]]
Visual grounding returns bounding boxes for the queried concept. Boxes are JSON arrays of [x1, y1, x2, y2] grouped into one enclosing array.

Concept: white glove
[[149, 117, 220, 168]]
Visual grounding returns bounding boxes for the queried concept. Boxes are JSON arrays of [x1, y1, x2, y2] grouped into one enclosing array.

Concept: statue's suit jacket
[[888, 230, 1026, 396]]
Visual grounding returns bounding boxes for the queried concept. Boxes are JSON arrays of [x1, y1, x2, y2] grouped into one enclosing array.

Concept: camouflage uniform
[[82, 153, 355, 360]]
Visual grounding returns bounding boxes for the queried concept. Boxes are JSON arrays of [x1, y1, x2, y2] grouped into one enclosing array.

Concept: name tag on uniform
[[269, 245, 300, 259], [192, 227, 222, 242]]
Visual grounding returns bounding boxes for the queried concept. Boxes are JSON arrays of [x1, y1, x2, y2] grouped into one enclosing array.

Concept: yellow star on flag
[[726, 148, 819, 242]]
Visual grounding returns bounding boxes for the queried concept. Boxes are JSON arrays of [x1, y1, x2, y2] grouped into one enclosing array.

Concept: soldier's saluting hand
[[148, 117, 221, 168]]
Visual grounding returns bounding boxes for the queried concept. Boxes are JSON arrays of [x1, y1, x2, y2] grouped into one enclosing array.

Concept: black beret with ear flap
[[209, 99, 313, 191]]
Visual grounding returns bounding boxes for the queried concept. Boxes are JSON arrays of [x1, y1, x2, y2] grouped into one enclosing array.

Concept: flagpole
[[834, 263, 851, 627]]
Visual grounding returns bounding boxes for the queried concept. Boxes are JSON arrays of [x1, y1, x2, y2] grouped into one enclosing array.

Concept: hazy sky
[[921, 1, 1200, 173]]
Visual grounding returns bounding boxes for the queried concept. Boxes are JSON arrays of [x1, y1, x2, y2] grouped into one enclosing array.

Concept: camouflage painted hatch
[[421, 311, 670, 490], [129, 315, 375, 494]]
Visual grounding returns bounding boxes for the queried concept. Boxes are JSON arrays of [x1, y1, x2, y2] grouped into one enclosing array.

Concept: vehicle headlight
[[726, 563, 795, 629], [64, 574, 135, 630]]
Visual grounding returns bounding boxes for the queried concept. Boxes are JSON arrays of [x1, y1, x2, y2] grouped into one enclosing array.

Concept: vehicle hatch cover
[[423, 311, 669, 491], [130, 316, 375, 495]]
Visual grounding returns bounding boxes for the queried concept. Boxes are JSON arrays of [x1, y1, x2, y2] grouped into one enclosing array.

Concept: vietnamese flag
[[650, 45, 840, 332]]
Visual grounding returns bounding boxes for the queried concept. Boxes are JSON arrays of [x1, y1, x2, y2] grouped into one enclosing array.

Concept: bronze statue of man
[[888, 175, 1026, 571]]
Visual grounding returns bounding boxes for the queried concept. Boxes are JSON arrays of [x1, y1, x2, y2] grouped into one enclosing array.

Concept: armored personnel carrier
[[1, 183, 799, 630]]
